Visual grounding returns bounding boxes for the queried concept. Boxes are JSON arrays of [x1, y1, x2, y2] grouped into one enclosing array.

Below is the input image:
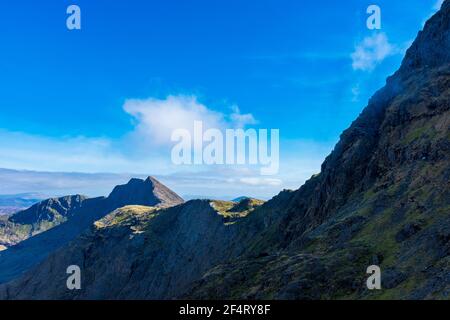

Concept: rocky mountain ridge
[[0, 195, 86, 249], [0, 177, 183, 284], [0, 1, 449, 300]]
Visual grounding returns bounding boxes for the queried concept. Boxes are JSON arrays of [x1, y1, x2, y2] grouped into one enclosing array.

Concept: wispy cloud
[[351, 33, 398, 72], [0, 168, 148, 197], [0, 136, 335, 199], [0, 95, 257, 173], [229, 105, 258, 128], [0, 130, 136, 173], [124, 96, 224, 147], [123, 95, 257, 147], [0, 167, 280, 200], [351, 84, 361, 102], [238, 177, 282, 187], [0, 95, 289, 198]]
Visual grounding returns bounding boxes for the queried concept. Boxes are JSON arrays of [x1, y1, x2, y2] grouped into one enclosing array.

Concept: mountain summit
[[107, 177, 184, 208]]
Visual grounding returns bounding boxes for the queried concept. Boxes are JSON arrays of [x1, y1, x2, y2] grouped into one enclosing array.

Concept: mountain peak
[[145, 176, 158, 182], [397, 0, 449, 77], [107, 176, 184, 208]]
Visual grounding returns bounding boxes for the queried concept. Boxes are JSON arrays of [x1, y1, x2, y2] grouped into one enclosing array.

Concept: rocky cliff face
[[107, 177, 184, 209], [185, 2, 450, 299], [0, 2, 449, 300], [9, 195, 86, 225], [0, 195, 87, 248]]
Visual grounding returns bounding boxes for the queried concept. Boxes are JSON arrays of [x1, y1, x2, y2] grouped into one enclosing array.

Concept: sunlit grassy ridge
[[94, 205, 159, 231], [210, 198, 265, 226]]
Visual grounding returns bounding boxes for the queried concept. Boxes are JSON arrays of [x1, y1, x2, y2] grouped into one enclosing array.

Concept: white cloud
[[0, 95, 279, 198], [0, 134, 335, 199], [0, 95, 259, 175], [0, 130, 171, 174], [229, 105, 258, 128], [0, 167, 282, 200], [351, 84, 360, 102], [0, 94, 337, 199], [351, 33, 397, 72], [124, 96, 225, 146], [124, 95, 257, 147]]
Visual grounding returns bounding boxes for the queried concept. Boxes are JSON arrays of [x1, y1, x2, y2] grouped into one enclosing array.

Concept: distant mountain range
[[0, 1, 449, 300]]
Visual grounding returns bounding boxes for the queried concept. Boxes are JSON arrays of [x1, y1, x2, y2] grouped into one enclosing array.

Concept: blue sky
[[0, 0, 444, 198]]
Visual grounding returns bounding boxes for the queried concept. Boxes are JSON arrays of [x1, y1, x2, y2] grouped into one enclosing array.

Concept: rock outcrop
[[185, 1, 450, 299], [0, 195, 87, 248], [107, 176, 184, 209]]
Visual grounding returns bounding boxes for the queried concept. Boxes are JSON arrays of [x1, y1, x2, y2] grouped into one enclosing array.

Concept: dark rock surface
[[0, 195, 87, 248]]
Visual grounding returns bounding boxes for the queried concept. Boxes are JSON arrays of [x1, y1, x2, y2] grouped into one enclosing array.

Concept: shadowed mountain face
[[0, 177, 183, 284], [0, 195, 87, 249], [107, 177, 184, 209], [0, 201, 247, 299], [0, 2, 449, 300]]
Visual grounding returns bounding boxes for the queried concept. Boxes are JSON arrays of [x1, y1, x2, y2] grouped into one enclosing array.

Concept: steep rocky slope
[[185, 2, 450, 299], [0, 177, 183, 284], [0, 193, 45, 216], [107, 176, 184, 209], [0, 2, 449, 300], [0, 195, 86, 248], [0, 201, 244, 299]]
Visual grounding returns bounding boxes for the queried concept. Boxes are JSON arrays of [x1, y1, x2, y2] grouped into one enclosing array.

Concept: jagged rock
[[0, 195, 87, 248], [107, 176, 183, 208]]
